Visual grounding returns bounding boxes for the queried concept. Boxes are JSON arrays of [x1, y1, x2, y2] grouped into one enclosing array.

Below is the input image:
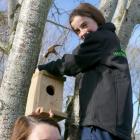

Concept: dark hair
[[11, 113, 61, 140], [69, 3, 105, 29]]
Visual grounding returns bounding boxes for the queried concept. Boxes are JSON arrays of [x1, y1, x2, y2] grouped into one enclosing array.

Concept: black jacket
[[38, 23, 133, 140]]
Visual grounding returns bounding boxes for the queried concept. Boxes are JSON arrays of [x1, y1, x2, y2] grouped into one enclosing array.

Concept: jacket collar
[[98, 22, 116, 32]]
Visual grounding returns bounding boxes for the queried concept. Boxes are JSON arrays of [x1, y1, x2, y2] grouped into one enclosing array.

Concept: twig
[[46, 19, 71, 30]]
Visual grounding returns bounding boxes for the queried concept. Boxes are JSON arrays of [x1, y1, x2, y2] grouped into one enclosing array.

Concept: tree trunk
[[111, 0, 128, 34], [99, 0, 118, 22], [117, 0, 140, 47], [64, 74, 81, 140], [8, 0, 17, 28], [0, 12, 9, 54], [0, 0, 52, 139]]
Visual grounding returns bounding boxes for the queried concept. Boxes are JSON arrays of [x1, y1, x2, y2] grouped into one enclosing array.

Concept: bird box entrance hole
[[25, 70, 67, 121], [46, 85, 55, 96]]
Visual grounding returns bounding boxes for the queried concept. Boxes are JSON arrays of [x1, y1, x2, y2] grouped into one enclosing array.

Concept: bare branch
[[8, 0, 22, 33], [53, 2, 61, 15], [99, 0, 118, 22], [117, 0, 140, 47], [46, 19, 71, 30], [8, 0, 17, 28], [112, 0, 128, 34]]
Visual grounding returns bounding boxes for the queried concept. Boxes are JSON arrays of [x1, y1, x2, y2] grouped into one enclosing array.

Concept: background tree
[[0, 0, 53, 139], [127, 40, 140, 139], [0, 11, 8, 84]]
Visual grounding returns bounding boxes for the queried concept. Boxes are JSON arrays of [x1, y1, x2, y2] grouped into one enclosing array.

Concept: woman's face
[[71, 15, 98, 40], [27, 123, 61, 140]]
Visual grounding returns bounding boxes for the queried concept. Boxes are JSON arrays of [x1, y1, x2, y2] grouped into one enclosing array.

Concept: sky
[[0, 0, 7, 11]]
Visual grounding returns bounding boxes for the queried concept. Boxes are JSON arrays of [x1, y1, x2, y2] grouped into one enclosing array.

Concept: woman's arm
[[38, 31, 108, 76]]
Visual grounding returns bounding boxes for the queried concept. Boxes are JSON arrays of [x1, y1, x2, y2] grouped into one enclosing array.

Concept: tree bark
[[0, 0, 53, 139], [64, 74, 81, 140], [99, 0, 118, 22], [111, 0, 128, 34], [8, 0, 17, 28], [117, 0, 140, 47]]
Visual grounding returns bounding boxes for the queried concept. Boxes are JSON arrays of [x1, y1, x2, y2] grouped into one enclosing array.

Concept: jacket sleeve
[[38, 32, 107, 76], [38, 54, 82, 76]]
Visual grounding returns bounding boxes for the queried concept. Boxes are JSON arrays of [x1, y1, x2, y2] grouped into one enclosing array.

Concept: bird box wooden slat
[[25, 70, 66, 118]]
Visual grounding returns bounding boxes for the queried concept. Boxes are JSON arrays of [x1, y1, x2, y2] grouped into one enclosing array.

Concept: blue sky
[[0, 0, 7, 11], [0, 0, 99, 11], [51, 0, 100, 27], [54, 0, 99, 11]]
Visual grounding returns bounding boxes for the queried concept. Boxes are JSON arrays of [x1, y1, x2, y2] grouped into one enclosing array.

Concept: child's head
[[11, 114, 61, 140], [69, 3, 105, 39]]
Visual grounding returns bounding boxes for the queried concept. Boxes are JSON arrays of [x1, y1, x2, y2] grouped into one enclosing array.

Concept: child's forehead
[[71, 16, 84, 28], [71, 16, 91, 27]]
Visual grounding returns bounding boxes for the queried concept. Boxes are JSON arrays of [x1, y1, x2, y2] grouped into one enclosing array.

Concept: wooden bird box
[[25, 70, 67, 121]]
